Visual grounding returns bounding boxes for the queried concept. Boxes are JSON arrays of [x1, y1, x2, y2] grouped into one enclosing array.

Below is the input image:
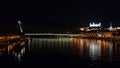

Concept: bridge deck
[[25, 33, 70, 35], [24, 33, 80, 37]]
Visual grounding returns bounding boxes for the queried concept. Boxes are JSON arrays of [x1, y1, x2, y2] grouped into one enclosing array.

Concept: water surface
[[1, 37, 120, 67]]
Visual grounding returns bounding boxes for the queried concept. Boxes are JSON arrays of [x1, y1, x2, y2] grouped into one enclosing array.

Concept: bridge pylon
[[17, 20, 23, 33]]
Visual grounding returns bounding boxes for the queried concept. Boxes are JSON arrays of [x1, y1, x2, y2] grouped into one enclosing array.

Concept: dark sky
[[0, 0, 120, 32]]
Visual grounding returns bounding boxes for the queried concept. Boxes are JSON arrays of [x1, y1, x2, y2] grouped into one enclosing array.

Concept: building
[[78, 22, 120, 37], [79, 22, 102, 31], [89, 22, 101, 27]]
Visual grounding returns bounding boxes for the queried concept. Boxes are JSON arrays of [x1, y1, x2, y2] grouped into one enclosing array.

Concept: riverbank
[[0, 35, 25, 42]]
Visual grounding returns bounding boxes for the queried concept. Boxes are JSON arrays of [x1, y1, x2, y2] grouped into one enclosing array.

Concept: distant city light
[[116, 27, 120, 29]]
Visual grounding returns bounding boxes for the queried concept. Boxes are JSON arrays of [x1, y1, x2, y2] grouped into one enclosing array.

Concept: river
[[0, 37, 120, 67]]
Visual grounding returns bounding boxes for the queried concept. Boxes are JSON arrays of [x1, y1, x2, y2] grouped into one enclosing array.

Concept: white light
[[80, 28, 84, 31], [90, 22, 101, 27], [116, 27, 120, 29]]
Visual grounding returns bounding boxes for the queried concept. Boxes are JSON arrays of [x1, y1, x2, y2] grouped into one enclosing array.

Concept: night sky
[[0, 0, 120, 32]]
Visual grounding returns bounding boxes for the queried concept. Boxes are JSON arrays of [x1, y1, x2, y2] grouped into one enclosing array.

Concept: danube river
[[0, 37, 120, 67]]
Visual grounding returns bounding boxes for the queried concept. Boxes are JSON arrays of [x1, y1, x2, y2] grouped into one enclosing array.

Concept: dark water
[[1, 37, 120, 67]]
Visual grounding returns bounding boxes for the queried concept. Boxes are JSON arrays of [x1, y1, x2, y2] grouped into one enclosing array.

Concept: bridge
[[17, 21, 81, 37], [24, 33, 82, 38]]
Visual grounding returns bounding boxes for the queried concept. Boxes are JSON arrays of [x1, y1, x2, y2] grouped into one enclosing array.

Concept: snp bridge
[[24, 33, 81, 38], [17, 21, 81, 37]]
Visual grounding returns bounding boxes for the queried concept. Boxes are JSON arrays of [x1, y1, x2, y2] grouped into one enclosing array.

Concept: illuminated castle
[[89, 22, 101, 27], [79, 22, 120, 32]]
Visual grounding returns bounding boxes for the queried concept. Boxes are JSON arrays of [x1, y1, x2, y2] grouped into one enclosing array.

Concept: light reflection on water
[[28, 38, 120, 63], [0, 40, 26, 63], [31, 38, 120, 64], [1, 37, 120, 67]]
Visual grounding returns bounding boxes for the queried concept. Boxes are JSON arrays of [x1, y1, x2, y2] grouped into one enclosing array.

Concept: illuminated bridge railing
[[24, 33, 71, 36]]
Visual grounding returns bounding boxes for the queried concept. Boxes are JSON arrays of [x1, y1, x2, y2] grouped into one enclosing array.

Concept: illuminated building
[[77, 21, 120, 37], [89, 22, 102, 31], [79, 22, 120, 32], [89, 22, 101, 27]]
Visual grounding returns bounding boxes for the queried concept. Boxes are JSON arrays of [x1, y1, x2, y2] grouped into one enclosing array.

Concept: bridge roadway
[[24, 32, 113, 37], [24, 33, 81, 37]]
